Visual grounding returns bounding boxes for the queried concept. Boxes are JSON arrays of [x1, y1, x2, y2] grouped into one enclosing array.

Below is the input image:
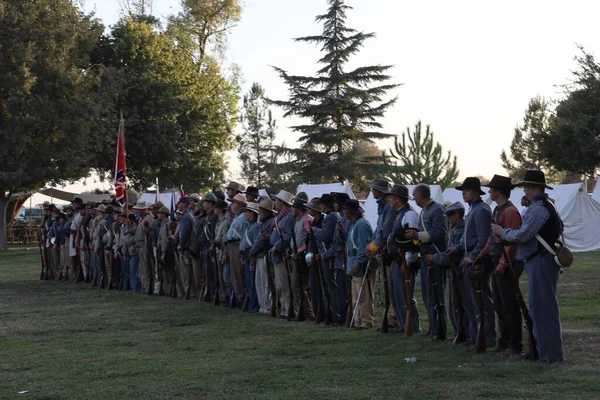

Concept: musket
[[400, 252, 414, 337], [260, 222, 277, 318], [309, 228, 330, 325], [211, 245, 220, 306], [348, 255, 372, 330], [426, 262, 433, 337], [501, 247, 538, 361], [474, 262, 487, 353], [450, 265, 467, 345], [38, 229, 47, 280], [291, 226, 306, 322], [275, 221, 295, 320], [146, 229, 153, 295], [380, 251, 391, 333], [336, 219, 352, 329], [184, 251, 192, 300], [428, 261, 446, 340]]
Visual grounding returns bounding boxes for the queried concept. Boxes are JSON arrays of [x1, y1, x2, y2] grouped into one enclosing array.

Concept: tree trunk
[[0, 193, 9, 251]]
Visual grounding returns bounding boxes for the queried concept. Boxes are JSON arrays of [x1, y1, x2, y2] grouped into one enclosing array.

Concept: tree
[[89, 12, 240, 192], [540, 47, 600, 178], [271, 0, 399, 184], [237, 83, 277, 187], [385, 121, 459, 188], [501, 96, 565, 183], [0, 0, 106, 250]]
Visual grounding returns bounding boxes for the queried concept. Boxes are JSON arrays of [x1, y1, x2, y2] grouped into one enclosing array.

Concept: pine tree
[[501, 96, 565, 183], [271, 0, 399, 184], [386, 121, 459, 189], [237, 83, 277, 187]]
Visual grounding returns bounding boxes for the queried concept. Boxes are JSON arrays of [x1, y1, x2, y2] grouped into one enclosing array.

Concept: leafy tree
[[271, 0, 399, 184], [501, 96, 565, 183], [0, 0, 105, 250], [90, 13, 240, 192], [237, 83, 277, 187], [540, 47, 600, 178], [385, 121, 459, 188]]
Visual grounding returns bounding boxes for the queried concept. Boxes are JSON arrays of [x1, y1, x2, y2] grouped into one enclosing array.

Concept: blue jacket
[[269, 210, 294, 264], [433, 219, 465, 267], [241, 217, 259, 253], [460, 199, 492, 261], [250, 217, 275, 258], [178, 210, 195, 252], [314, 211, 337, 258], [417, 201, 448, 256], [346, 216, 374, 276], [373, 196, 395, 248]]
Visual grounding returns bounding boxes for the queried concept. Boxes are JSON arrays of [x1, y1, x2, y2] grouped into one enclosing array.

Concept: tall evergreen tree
[[385, 121, 459, 189], [272, 0, 399, 184], [237, 83, 277, 187], [501, 96, 564, 183]]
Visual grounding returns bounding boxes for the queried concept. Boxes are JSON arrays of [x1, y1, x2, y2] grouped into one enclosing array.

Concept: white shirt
[[402, 209, 419, 263]]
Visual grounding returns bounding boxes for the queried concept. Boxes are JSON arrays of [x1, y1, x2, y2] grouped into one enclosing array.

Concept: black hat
[[245, 186, 260, 197], [75, 204, 86, 211], [291, 198, 307, 210], [389, 184, 411, 200], [483, 174, 516, 190], [319, 193, 335, 208], [59, 213, 68, 220], [295, 192, 309, 203], [331, 192, 350, 204], [71, 197, 83, 204], [104, 206, 114, 214], [213, 190, 226, 201], [455, 177, 485, 196], [515, 170, 553, 190], [177, 197, 190, 205], [444, 201, 466, 215], [128, 214, 137, 223], [214, 200, 228, 209], [342, 199, 363, 214], [393, 225, 419, 252], [369, 177, 392, 194]]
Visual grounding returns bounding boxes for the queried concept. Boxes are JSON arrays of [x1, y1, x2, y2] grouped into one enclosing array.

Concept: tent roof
[[296, 183, 356, 201]]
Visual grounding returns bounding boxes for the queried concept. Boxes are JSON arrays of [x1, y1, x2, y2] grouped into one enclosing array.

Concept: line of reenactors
[[39, 170, 565, 363]]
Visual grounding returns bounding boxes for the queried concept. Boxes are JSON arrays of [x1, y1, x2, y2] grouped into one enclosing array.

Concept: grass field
[[1, 249, 599, 399]]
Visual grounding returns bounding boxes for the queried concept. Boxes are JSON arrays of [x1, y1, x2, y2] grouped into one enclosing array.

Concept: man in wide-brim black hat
[[482, 174, 524, 355], [491, 170, 565, 362], [453, 176, 496, 348]]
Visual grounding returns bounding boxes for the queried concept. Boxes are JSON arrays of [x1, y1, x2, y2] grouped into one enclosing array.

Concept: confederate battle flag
[[114, 117, 127, 206]]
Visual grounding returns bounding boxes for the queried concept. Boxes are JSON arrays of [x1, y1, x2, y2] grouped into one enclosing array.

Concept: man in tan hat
[[200, 194, 219, 302], [251, 198, 277, 315], [149, 201, 166, 294], [175, 197, 195, 298], [190, 202, 207, 299], [225, 194, 248, 307], [240, 202, 261, 313], [225, 181, 244, 200], [290, 198, 314, 320], [133, 201, 154, 294], [269, 190, 296, 318]]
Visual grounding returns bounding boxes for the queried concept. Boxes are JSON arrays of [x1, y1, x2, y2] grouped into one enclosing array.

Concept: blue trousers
[[321, 258, 339, 322], [390, 260, 420, 332], [244, 260, 259, 313], [129, 255, 141, 293], [90, 253, 98, 284], [419, 259, 447, 336], [527, 253, 564, 361], [466, 259, 496, 347], [223, 262, 233, 299], [119, 258, 129, 290]]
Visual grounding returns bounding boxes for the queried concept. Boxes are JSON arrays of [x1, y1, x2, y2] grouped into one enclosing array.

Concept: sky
[[30, 0, 600, 205]]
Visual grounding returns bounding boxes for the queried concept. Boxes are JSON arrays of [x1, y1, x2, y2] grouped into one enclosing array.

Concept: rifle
[[501, 247, 538, 361], [291, 225, 306, 322], [474, 262, 486, 353], [275, 221, 295, 320], [429, 261, 446, 340], [426, 263, 433, 336], [451, 265, 467, 345], [400, 252, 414, 337], [38, 229, 47, 280], [260, 222, 278, 318], [184, 251, 192, 300], [309, 228, 331, 325], [380, 252, 391, 333], [211, 245, 220, 306], [336, 219, 352, 329]]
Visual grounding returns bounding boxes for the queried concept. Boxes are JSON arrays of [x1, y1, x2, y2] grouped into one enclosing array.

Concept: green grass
[[1, 250, 599, 399]]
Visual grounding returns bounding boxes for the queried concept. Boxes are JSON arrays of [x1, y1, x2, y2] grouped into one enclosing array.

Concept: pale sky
[[31, 0, 600, 205]]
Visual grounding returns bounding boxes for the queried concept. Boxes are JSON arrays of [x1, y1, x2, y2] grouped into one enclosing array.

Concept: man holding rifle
[[251, 198, 277, 316], [492, 170, 565, 362]]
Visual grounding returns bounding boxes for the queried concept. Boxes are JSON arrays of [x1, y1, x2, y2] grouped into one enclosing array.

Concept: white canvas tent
[[592, 178, 600, 203], [363, 185, 444, 230], [138, 191, 181, 208], [296, 183, 357, 201]]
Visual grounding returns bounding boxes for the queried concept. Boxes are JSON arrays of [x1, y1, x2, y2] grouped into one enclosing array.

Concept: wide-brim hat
[[295, 192, 309, 203], [213, 190, 226, 201], [62, 205, 74, 211], [444, 201, 465, 215], [71, 197, 83, 204], [319, 194, 335, 208], [258, 198, 275, 213], [202, 193, 217, 203], [291, 198, 307, 210], [307, 198, 321, 212], [132, 201, 150, 210], [156, 206, 171, 215], [455, 177, 485, 196], [331, 192, 350, 204], [483, 174, 516, 190], [389, 184, 411, 200], [515, 170, 553, 190], [189, 193, 201, 203], [59, 213, 68, 220], [244, 186, 260, 197], [95, 204, 107, 212], [113, 207, 123, 214], [104, 206, 114, 214], [151, 201, 165, 210], [228, 193, 248, 206], [226, 181, 245, 192], [274, 190, 294, 206], [215, 200, 228, 210], [342, 199, 364, 214], [42, 201, 51, 210], [177, 197, 190, 206], [369, 178, 392, 194], [243, 202, 260, 214]]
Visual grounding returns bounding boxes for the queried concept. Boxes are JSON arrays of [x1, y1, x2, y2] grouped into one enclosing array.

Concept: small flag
[[179, 184, 185, 198], [170, 190, 176, 221], [155, 177, 159, 203], [114, 117, 127, 207]]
